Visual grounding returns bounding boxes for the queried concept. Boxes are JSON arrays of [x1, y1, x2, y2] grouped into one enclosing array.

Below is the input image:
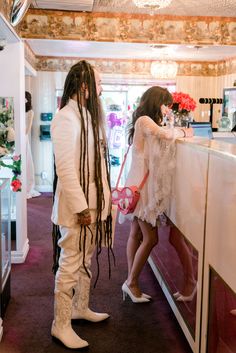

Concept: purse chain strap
[[115, 145, 149, 190]]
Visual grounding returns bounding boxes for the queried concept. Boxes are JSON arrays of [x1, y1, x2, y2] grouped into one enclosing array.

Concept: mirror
[[10, 0, 31, 27]]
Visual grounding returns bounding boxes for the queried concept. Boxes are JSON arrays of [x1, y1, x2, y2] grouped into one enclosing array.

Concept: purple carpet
[[1, 193, 192, 353]]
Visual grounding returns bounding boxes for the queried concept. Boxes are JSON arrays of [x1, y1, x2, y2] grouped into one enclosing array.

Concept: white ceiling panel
[[27, 39, 236, 61], [32, 0, 94, 11]]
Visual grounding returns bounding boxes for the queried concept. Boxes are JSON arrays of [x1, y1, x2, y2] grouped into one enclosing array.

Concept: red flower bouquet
[[0, 155, 22, 192], [11, 179, 22, 192], [172, 92, 196, 115]]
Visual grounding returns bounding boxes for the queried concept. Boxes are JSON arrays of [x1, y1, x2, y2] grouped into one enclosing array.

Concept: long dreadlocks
[[52, 60, 114, 286]]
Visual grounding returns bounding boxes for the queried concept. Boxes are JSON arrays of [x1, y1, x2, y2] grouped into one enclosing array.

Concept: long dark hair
[[52, 60, 113, 285], [128, 86, 173, 145], [25, 91, 32, 112]]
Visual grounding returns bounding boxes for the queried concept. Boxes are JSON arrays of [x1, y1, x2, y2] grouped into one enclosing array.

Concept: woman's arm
[[137, 115, 193, 140], [26, 110, 34, 135]]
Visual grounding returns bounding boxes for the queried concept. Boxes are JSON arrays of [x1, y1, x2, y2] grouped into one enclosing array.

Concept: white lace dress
[[119, 115, 183, 227], [26, 110, 41, 199]]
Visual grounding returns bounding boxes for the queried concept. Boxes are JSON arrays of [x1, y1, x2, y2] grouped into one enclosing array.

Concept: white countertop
[[177, 136, 236, 161]]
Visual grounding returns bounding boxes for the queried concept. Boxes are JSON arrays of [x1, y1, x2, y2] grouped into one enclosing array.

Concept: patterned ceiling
[[28, 0, 236, 61], [93, 0, 236, 17], [32, 0, 236, 17]]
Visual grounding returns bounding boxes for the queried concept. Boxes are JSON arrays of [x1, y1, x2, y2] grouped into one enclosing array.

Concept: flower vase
[[174, 112, 192, 127]]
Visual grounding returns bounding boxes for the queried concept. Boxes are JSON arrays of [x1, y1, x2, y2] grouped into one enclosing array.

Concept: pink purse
[[111, 145, 149, 215]]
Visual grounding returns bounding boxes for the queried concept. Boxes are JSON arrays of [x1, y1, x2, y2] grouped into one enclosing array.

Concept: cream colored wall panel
[[169, 141, 208, 250], [176, 76, 219, 125], [206, 153, 236, 292], [176, 74, 236, 128]]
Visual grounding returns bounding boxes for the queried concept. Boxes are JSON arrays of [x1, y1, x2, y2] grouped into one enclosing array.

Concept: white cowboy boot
[[72, 276, 110, 323], [51, 292, 89, 349]]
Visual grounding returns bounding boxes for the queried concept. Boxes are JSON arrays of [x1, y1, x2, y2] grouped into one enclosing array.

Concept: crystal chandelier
[[133, 0, 173, 10], [150, 60, 178, 79]]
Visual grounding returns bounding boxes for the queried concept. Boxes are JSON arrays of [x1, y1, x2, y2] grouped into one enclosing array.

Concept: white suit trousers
[[55, 224, 96, 301]]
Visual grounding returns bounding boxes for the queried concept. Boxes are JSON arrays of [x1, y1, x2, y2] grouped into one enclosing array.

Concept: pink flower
[[11, 179, 22, 192], [12, 155, 21, 162]]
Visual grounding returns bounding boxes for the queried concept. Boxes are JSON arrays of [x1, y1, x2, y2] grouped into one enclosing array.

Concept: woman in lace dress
[[121, 86, 194, 303], [25, 91, 41, 199]]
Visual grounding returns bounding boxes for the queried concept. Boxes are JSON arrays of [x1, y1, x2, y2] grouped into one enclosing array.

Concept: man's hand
[[77, 208, 91, 225]]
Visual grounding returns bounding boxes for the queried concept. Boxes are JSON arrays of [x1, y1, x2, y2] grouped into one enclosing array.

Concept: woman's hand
[[77, 208, 91, 225], [180, 127, 194, 138]]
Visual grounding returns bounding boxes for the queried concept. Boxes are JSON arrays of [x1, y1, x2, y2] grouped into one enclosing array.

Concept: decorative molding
[[24, 40, 37, 69], [0, 0, 12, 22], [19, 9, 236, 46], [178, 58, 236, 76], [35, 56, 236, 77]]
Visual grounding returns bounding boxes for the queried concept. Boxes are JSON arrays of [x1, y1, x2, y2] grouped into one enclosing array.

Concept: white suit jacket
[[51, 99, 111, 228]]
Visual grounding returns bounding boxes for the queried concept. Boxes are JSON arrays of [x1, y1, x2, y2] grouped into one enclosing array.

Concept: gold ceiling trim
[[34, 55, 236, 76], [0, 1, 12, 22], [19, 9, 236, 45], [24, 40, 37, 69]]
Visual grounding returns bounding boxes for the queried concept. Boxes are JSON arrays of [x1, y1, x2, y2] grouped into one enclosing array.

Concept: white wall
[[31, 71, 66, 192]]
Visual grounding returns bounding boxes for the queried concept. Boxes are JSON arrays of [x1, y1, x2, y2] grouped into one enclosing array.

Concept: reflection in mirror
[[10, 0, 31, 27], [207, 269, 236, 353], [151, 220, 198, 338]]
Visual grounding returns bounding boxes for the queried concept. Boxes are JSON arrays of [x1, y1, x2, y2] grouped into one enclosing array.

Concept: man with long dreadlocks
[[51, 60, 113, 349]]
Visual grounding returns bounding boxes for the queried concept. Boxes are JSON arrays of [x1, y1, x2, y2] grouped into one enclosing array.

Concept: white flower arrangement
[[0, 105, 15, 157]]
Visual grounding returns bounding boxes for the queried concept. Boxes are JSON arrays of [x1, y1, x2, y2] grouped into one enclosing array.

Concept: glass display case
[[151, 223, 198, 338], [0, 178, 11, 318], [0, 158, 16, 249], [207, 269, 236, 353]]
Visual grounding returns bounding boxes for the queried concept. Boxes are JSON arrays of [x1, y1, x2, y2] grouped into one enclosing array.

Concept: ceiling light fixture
[[133, 0, 173, 11], [150, 60, 178, 80]]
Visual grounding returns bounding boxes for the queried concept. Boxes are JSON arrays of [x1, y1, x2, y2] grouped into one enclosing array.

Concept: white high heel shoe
[[142, 293, 152, 300], [122, 283, 150, 303], [176, 284, 198, 302]]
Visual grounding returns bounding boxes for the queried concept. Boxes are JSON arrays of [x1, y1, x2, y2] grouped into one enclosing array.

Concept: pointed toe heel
[[176, 285, 198, 302], [122, 283, 150, 303], [142, 292, 152, 299]]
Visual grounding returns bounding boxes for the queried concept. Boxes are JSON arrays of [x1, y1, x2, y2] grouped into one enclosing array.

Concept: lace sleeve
[[136, 115, 184, 140]]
